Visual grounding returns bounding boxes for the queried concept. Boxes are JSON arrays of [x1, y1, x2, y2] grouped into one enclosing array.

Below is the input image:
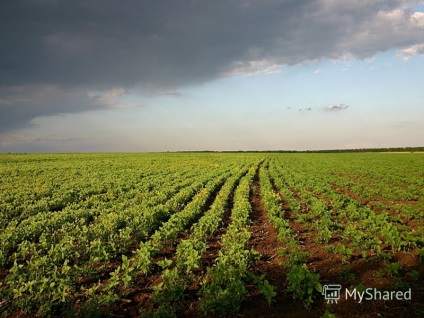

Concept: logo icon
[[322, 284, 342, 304]]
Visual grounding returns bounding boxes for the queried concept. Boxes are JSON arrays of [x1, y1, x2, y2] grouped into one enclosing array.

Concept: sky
[[0, 0, 423, 152]]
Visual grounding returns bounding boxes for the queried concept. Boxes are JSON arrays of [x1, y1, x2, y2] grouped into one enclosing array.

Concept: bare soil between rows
[[240, 167, 312, 317]]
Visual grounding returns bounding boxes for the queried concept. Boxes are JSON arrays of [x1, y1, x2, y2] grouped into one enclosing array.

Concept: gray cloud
[[1, 0, 423, 132], [0, 85, 131, 133]]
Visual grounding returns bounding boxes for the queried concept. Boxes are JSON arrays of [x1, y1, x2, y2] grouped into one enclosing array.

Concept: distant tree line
[[180, 147, 424, 153], [299, 147, 424, 153]]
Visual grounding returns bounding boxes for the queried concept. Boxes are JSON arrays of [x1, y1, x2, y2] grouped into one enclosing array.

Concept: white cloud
[[398, 43, 424, 60], [325, 104, 349, 111], [411, 11, 424, 26]]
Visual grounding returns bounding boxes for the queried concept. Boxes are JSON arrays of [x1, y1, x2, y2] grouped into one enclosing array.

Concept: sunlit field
[[1, 153, 423, 317]]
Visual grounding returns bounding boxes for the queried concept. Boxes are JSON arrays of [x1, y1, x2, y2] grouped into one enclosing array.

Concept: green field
[[1, 153, 423, 317]]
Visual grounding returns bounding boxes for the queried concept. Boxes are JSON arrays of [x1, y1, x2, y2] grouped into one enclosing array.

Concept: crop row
[[260, 161, 322, 307], [148, 163, 252, 316]]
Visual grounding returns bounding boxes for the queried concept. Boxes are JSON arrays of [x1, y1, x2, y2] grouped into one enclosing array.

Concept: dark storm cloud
[[1, 0, 423, 131]]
